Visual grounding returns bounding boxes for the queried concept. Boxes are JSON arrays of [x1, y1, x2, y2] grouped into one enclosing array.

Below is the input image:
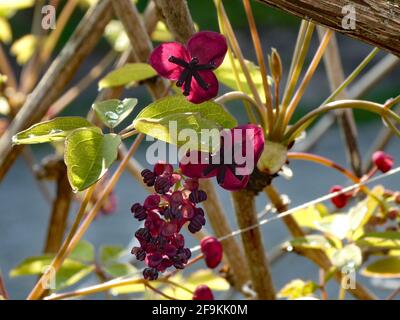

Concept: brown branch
[[42, 159, 73, 253], [318, 27, 362, 177], [0, 0, 114, 183], [231, 190, 276, 299], [257, 0, 400, 57]]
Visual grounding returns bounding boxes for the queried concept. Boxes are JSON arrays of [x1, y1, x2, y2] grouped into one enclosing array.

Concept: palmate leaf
[[98, 63, 157, 89], [133, 95, 237, 153], [64, 127, 121, 192], [12, 117, 93, 145], [92, 98, 137, 128]]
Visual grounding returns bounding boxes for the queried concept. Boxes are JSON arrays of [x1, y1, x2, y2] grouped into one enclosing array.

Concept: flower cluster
[[130, 163, 208, 280], [150, 31, 227, 104]]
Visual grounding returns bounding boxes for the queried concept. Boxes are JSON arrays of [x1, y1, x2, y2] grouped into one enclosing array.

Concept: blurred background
[[0, 0, 399, 299]]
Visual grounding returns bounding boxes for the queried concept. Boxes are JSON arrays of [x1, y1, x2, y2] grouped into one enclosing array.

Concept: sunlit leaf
[[215, 56, 272, 101], [0, 0, 34, 17], [314, 214, 350, 240], [104, 262, 136, 278], [98, 63, 157, 89], [356, 232, 400, 249], [70, 240, 95, 262], [0, 17, 12, 43], [9, 255, 95, 290], [99, 245, 125, 264], [278, 279, 318, 300], [330, 244, 362, 269], [361, 257, 400, 278], [10, 34, 37, 65], [12, 117, 93, 145], [133, 95, 237, 152], [285, 235, 335, 251], [64, 127, 121, 192], [292, 205, 327, 229], [151, 21, 174, 42], [92, 98, 137, 128]]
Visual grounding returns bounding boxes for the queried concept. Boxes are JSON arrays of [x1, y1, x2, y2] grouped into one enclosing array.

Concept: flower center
[[168, 56, 216, 96]]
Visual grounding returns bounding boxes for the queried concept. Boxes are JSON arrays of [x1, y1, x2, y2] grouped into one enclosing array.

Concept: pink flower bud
[[372, 151, 394, 173], [192, 285, 214, 300], [200, 236, 223, 269], [330, 185, 351, 209]]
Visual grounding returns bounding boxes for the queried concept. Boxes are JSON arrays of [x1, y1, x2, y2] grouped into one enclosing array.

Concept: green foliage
[[330, 244, 362, 269], [69, 240, 95, 263], [65, 127, 121, 192], [99, 245, 125, 265], [362, 257, 400, 278], [12, 117, 93, 145], [356, 232, 400, 249], [92, 98, 137, 128], [9, 255, 95, 290], [278, 279, 318, 300], [215, 57, 272, 101], [98, 63, 157, 89], [10, 34, 37, 65], [133, 95, 237, 152]]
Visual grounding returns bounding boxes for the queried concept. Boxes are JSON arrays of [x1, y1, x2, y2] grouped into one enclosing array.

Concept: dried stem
[[318, 28, 363, 177], [231, 190, 276, 299]]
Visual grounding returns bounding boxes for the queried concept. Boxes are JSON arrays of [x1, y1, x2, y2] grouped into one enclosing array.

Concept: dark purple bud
[[154, 176, 172, 194], [143, 267, 159, 280], [131, 203, 147, 221], [189, 190, 207, 203], [131, 247, 146, 261], [146, 252, 163, 268], [143, 195, 160, 210], [141, 169, 156, 186], [135, 228, 151, 242]]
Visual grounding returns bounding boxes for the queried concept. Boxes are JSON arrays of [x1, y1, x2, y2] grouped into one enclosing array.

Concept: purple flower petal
[[149, 42, 190, 80], [218, 170, 250, 191], [179, 150, 217, 178], [187, 31, 227, 67], [187, 70, 219, 104]]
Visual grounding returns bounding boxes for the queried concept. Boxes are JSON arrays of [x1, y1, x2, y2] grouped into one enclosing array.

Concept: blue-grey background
[[0, 0, 399, 299]]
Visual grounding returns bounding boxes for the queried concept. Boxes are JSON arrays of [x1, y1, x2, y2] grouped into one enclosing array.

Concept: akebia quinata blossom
[[180, 124, 265, 191], [149, 31, 227, 103], [130, 162, 207, 280]]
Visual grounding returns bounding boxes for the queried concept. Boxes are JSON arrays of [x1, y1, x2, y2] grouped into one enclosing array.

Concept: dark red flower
[[200, 236, 223, 269], [330, 185, 351, 209], [149, 31, 227, 104], [193, 285, 214, 300], [372, 151, 394, 173], [179, 124, 264, 191]]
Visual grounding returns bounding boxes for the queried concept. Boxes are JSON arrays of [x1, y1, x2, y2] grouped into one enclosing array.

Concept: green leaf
[[314, 214, 350, 240], [215, 57, 272, 101], [92, 98, 137, 128], [285, 235, 335, 251], [12, 117, 94, 145], [70, 240, 95, 262], [99, 245, 124, 264], [9, 255, 95, 290], [151, 21, 173, 42], [292, 204, 328, 229], [104, 262, 136, 278], [133, 95, 237, 152], [278, 279, 318, 300], [356, 232, 400, 249], [362, 257, 400, 278], [64, 127, 121, 192], [0, 17, 12, 43], [0, 0, 34, 17], [330, 244, 362, 269], [98, 63, 157, 89], [10, 34, 37, 65]]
